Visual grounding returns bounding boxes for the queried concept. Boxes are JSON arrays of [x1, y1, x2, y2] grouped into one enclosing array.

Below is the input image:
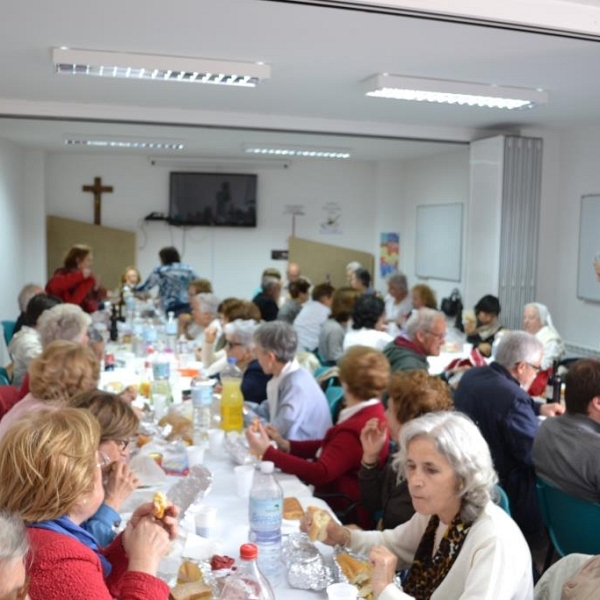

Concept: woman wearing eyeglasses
[[66, 390, 140, 547], [0, 511, 30, 600], [0, 408, 177, 600]]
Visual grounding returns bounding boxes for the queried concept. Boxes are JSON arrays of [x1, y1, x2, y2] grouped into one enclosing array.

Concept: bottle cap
[[260, 461, 275, 474], [240, 543, 258, 560]]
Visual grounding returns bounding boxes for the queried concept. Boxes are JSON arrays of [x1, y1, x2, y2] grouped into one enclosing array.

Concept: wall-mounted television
[[169, 172, 257, 227]]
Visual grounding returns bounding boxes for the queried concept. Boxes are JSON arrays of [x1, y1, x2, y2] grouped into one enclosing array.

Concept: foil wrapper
[[282, 533, 333, 590], [167, 464, 213, 518]]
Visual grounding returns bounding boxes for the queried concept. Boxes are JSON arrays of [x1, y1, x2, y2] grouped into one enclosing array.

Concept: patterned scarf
[[403, 514, 472, 600]]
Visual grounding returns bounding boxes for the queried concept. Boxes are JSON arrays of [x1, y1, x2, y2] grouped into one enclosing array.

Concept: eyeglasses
[[424, 330, 445, 340], [225, 340, 244, 349], [524, 362, 542, 373], [115, 439, 130, 451], [1, 575, 30, 600]]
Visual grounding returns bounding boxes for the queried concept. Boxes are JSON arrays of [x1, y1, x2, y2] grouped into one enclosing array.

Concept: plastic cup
[[195, 505, 218, 538], [208, 428, 225, 455], [234, 465, 255, 498], [327, 583, 358, 600], [186, 445, 205, 467]]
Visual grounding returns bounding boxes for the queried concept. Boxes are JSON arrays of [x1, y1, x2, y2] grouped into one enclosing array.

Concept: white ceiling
[[1, 0, 599, 160]]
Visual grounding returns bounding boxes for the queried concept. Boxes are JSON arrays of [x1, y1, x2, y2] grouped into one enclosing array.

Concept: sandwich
[[153, 491, 168, 520], [283, 497, 304, 520], [177, 560, 203, 585], [337, 553, 373, 599], [306, 506, 331, 542]]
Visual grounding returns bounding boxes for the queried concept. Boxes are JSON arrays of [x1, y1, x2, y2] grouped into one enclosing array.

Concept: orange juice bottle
[[220, 358, 244, 432]]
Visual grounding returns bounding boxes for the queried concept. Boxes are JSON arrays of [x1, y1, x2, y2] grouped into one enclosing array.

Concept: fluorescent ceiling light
[[364, 74, 548, 109], [243, 144, 351, 159], [53, 48, 270, 87], [148, 156, 290, 170], [64, 135, 184, 150]]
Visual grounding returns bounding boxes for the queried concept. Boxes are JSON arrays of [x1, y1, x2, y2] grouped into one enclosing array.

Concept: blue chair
[[1, 320, 16, 346], [325, 385, 345, 418], [536, 477, 600, 571], [493, 484, 511, 516], [0, 367, 10, 386]]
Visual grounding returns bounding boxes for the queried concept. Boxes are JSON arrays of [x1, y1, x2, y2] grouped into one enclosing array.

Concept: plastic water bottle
[[191, 376, 215, 446], [166, 311, 178, 352], [248, 461, 283, 581], [218, 543, 275, 600], [143, 319, 158, 354], [151, 351, 172, 420], [220, 358, 244, 432]]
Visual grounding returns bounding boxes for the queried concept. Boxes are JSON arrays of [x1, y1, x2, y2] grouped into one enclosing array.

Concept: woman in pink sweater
[[246, 345, 391, 528], [0, 407, 177, 600]]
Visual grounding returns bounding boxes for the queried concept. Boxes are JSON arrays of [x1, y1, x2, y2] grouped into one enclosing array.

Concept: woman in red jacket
[[246, 345, 390, 528], [0, 407, 177, 600], [46, 244, 106, 313]]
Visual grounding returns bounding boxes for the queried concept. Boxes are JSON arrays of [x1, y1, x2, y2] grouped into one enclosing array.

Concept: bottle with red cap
[[218, 543, 275, 600]]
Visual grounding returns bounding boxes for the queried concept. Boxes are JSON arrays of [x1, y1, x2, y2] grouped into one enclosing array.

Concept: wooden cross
[[82, 177, 113, 225]]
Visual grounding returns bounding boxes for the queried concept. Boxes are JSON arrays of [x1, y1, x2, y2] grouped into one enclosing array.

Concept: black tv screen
[[169, 172, 257, 227]]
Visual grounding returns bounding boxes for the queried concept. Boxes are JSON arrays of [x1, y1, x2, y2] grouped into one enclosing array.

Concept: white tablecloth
[[126, 448, 332, 598]]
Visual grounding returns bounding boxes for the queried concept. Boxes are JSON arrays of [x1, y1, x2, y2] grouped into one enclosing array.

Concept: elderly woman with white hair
[[37, 303, 91, 348], [189, 292, 221, 349], [0, 511, 30, 600], [207, 319, 272, 403], [522, 302, 565, 371], [304, 411, 533, 600]]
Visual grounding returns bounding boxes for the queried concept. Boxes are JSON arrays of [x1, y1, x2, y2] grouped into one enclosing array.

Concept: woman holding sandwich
[[246, 345, 390, 529], [303, 412, 533, 599], [0, 407, 178, 600]]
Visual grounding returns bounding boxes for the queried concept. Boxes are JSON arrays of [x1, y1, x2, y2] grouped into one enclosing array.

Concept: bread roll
[[169, 580, 212, 600], [177, 561, 202, 584], [153, 491, 168, 520], [283, 497, 304, 520], [307, 506, 331, 542]]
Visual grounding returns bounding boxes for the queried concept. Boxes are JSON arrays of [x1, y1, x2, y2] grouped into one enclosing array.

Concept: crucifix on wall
[[82, 177, 114, 225]]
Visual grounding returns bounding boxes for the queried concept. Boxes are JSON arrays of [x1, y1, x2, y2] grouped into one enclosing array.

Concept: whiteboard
[[577, 195, 600, 302], [415, 203, 463, 281]]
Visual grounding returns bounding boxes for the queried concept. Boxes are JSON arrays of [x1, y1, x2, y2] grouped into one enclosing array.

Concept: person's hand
[[299, 509, 349, 546], [369, 545, 398, 597], [245, 420, 271, 458], [93, 275, 102, 291], [123, 517, 172, 575], [478, 342, 492, 357], [119, 385, 138, 404], [265, 424, 290, 452], [130, 501, 179, 540], [104, 462, 139, 512], [204, 326, 218, 345], [463, 320, 476, 335], [540, 402, 565, 417], [360, 418, 387, 464]]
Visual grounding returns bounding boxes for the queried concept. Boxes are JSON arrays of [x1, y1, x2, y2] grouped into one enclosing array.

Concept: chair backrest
[[325, 385, 344, 417], [1, 320, 16, 346], [493, 484, 511, 516], [0, 367, 11, 386], [536, 477, 600, 557]]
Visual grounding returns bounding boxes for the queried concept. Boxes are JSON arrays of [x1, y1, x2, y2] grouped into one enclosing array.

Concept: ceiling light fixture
[[243, 144, 351, 159], [364, 74, 548, 109], [53, 48, 270, 87], [64, 136, 185, 150]]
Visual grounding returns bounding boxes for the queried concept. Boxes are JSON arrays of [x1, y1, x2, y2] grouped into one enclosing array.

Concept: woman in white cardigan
[[522, 303, 565, 371], [303, 412, 533, 600]]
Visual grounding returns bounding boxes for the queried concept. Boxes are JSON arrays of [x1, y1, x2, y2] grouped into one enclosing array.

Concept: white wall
[[45, 154, 379, 299], [393, 147, 471, 305], [541, 125, 600, 350], [0, 138, 26, 317]]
